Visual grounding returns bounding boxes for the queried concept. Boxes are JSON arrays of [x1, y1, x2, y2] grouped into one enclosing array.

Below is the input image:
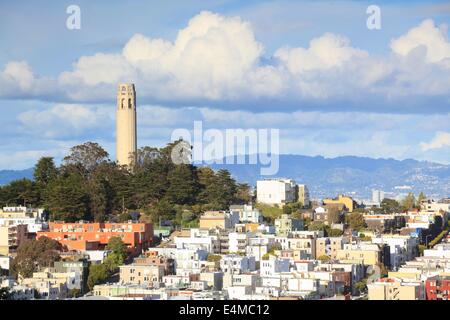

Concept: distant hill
[[207, 154, 450, 200], [0, 168, 34, 185], [2, 155, 450, 200]]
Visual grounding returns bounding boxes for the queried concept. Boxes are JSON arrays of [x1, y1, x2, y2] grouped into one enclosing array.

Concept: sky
[[0, 0, 450, 169]]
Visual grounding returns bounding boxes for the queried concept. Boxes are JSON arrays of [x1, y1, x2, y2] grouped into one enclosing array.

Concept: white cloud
[[390, 19, 450, 64], [420, 131, 450, 151], [17, 104, 113, 139], [0, 14, 449, 113], [274, 33, 368, 73]]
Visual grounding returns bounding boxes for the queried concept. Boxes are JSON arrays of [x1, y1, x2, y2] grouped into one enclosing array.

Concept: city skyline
[[1, 0, 450, 169]]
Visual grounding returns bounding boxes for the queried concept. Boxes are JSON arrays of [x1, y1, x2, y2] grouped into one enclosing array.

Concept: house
[[368, 277, 425, 300], [425, 275, 450, 300], [230, 205, 262, 224], [256, 179, 297, 206], [199, 211, 240, 230], [119, 264, 165, 286], [220, 255, 256, 274], [0, 224, 28, 255], [323, 195, 356, 212], [274, 214, 303, 236]]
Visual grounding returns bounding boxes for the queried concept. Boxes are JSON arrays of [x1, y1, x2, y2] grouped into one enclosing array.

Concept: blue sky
[[0, 0, 450, 169]]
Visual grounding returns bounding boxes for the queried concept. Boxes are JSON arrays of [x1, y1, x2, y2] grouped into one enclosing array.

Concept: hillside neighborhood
[[1, 174, 449, 300]]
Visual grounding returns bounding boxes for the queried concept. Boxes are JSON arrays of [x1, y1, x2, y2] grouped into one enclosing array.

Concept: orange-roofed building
[[37, 221, 153, 255]]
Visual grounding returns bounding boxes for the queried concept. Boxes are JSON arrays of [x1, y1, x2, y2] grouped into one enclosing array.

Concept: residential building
[[119, 264, 165, 286], [256, 179, 297, 206], [274, 214, 303, 236], [0, 224, 28, 255], [199, 211, 240, 230], [368, 278, 425, 300], [220, 255, 256, 274], [323, 195, 356, 212], [297, 184, 310, 207], [425, 275, 450, 300], [230, 205, 262, 224], [372, 235, 419, 270], [37, 221, 153, 255]]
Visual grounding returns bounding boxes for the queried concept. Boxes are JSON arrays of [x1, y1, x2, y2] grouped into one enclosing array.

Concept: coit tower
[[116, 83, 137, 168]]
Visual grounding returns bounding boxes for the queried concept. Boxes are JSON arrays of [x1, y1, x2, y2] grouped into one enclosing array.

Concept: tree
[[34, 157, 58, 187], [0, 287, 10, 300], [63, 142, 110, 175], [345, 212, 366, 231], [207, 254, 222, 262], [317, 255, 331, 262], [328, 228, 344, 237], [105, 236, 127, 270], [45, 173, 89, 222], [165, 164, 199, 205], [87, 263, 109, 291], [401, 193, 416, 211], [308, 221, 327, 232], [10, 237, 61, 278], [0, 178, 39, 207], [355, 279, 367, 294], [381, 198, 401, 214], [417, 192, 426, 207], [235, 183, 251, 204]]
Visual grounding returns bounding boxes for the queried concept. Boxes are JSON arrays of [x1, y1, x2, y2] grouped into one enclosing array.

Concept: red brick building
[[426, 275, 450, 300], [37, 221, 153, 255]]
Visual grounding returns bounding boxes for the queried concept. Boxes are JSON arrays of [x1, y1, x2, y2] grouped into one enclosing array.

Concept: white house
[[256, 179, 296, 206]]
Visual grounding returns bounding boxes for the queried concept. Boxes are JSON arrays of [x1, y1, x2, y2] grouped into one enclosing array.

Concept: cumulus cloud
[[0, 13, 449, 113], [390, 19, 450, 64], [274, 33, 368, 73], [420, 131, 450, 151]]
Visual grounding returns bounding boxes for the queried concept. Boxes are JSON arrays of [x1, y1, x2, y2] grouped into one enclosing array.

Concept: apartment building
[[316, 237, 348, 259], [119, 264, 165, 286], [274, 214, 304, 236], [37, 221, 153, 255], [372, 235, 419, 270], [297, 184, 310, 207], [323, 195, 356, 213], [368, 278, 424, 300], [199, 211, 240, 230], [336, 243, 389, 266], [220, 255, 256, 274], [256, 179, 297, 206], [0, 224, 28, 255]]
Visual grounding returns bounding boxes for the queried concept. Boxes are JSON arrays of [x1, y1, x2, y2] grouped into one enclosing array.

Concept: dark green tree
[[45, 173, 89, 222]]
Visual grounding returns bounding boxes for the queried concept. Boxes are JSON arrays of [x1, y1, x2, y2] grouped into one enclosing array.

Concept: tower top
[[118, 83, 135, 93]]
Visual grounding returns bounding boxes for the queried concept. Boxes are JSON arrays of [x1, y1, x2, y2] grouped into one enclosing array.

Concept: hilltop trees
[[0, 141, 246, 226]]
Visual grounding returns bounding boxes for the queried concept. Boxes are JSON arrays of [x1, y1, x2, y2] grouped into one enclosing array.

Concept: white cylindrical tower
[[116, 83, 137, 168]]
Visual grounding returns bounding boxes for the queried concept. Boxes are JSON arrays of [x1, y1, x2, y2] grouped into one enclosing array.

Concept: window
[[121, 98, 125, 109], [128, 98, 132, 109]]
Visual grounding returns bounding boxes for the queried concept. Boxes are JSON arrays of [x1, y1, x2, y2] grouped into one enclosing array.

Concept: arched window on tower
[[121, 98, 125, 109], [128, 98, 132, 109]]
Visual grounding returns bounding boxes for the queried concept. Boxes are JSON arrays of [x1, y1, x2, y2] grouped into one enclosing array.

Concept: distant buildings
[[323, 195, 356, 212], [297, 184, 310, 207]]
